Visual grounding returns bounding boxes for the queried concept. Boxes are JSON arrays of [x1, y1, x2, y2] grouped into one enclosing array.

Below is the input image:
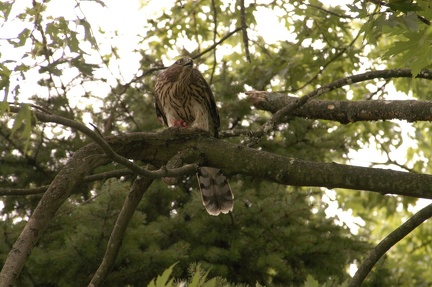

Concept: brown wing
[[191, 69, 220, 136], [154, 64, 181, 127], [154, 88, 168, 126]]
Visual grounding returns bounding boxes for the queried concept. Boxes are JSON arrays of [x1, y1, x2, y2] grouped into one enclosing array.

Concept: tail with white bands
[[197, 167, 234, 216]]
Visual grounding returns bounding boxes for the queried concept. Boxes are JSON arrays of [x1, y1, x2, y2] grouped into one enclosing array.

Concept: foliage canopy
[[1, 0, 432, 286]]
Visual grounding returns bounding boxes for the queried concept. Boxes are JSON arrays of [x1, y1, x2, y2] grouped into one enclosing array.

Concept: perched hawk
[[154, 57, 234, 216]]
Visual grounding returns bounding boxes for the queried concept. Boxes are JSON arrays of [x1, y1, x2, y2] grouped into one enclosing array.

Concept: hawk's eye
[[174, 58, 192, 67]]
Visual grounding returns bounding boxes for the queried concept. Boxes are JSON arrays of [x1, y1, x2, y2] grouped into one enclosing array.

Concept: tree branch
[[247, 91, 432, 123], [349, 203, 432, 287], [240, 0, 251, 63], [89, 175, 153, 287], [0, 168, 136, 196], [3, 129, 432, 284], [209, 0, 218, 85], [0, 186, 48, 196], [292, 22, 362, 92], [8, 105, 200, 179], [192, 26, 243, 59], [243, 69, 432, 144], [306, 3, 354, 19], [270, 69, 432, 125], [0, 143, 110, 286]]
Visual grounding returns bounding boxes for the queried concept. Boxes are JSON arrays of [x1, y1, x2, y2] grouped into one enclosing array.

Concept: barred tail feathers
[[197, 167, 234, 216]]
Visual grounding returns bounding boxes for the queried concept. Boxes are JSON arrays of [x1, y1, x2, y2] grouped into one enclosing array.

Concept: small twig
[[118, 66, 165, 95], [240, 0, 251, 63], [84, 168, 135, 182], [417, 14, 431, 26], [0, 186, 49, 196], [208, 0, 218, 85], [306, 3, 354, 19], [89, 122, 104, 138], [292, 27, 362, 92], [31, 0, 65, 98], [349, 203, 432, 287], [219, 128, 265, 139], [379, 140, 417, 173], [0, 168, 138, 196], [193, 26, 243, 59], [365, 79, 390, 100]]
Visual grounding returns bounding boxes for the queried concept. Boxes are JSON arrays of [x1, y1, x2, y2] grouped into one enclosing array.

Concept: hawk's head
[[174, 57, 193, 68]]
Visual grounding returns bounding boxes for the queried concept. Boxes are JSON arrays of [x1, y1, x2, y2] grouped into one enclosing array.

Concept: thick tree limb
[[248, 91, 432, 123], [269, 69, 432, 125], [125, 130, 432, 199], [242, 69, 432, 144], [3, 130, 432, 284], [349, 203, 432, 287], [0, 143, 111, 286], [89, 175, 153, 287]]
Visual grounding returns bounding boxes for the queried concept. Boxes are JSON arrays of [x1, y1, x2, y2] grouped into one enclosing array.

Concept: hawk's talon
[[173, 119, 187, 127]]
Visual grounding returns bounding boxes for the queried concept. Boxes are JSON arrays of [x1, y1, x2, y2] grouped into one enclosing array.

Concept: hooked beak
[[184, 58, 193, 67]]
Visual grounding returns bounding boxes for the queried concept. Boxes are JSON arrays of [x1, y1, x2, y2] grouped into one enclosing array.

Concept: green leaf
[[388, 1, 422, 13], [402, 13, 419, 32], [17, 28, 31, 47], [409, 43, 432, 76], [303, 275, 319, 287], [147, 262, 177, 287], [79, 19, 97, 48], [203, 277, 217, 287], [188, 265, 214, 287], [10, 103, 34, 152], [71, 57, 98, 76], [68, 31, 81, 53], [383, 26, 432, 76], [15, 64, 30, 73], [0, 1, 13, 20], [189, 268, 203, 287], [0, 63, 11, 99], [38, 62, 63, 76], [0, 100, 9, 114]]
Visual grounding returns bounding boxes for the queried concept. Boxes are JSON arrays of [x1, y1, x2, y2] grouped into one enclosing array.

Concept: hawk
[[154, 57, 234, 216]]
